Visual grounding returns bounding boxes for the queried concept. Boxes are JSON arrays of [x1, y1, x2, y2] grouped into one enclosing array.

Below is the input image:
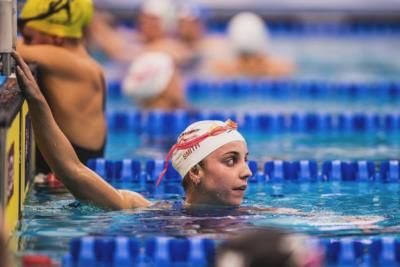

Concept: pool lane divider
[[87, 159, 400, 183], [119, 20, 400, 36], [106, 110, 400, 134], [107, 79, 400, 99], [206, 21, 400, 36], [62, 236, 400, 267], [63, 236, 216, 267]]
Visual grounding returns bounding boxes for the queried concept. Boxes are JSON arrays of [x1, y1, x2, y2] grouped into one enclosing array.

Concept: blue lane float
[[107, 79, 400, 99], [106, 110, 400, 134], [87, 159, 400, 184], [116, 20, 400, 36], [207, 21, 400, 36], [63, 236, 400, 267], [63, 236, 216, 267], [0, 75, 6, 86]]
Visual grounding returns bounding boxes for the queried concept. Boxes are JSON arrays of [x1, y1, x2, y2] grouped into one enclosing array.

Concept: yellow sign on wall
[[4, 111, 21, 235]]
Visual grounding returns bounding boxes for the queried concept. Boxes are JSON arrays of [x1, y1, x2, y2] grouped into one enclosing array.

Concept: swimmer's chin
[[184, 202, 241, 210]]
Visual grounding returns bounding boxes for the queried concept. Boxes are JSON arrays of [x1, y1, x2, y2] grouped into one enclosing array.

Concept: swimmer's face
[[138, 13, 164, 42], [196, 140, 252, 206], [178, 17, 202, 42], [22, 26, 56, 45]]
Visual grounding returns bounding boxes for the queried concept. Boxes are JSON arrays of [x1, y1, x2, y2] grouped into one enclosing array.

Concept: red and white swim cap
[[156, 119, 246, 185], [172, 120, 246, 177], [122, 52, 174, 102]]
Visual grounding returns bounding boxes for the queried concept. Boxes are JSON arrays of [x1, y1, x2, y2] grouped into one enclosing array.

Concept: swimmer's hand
[[250, 207, 305, 215], [12, 50, 43, 102]]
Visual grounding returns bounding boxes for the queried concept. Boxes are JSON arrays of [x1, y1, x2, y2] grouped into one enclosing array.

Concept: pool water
[[15, 34, 400, 265], [269, 36, 400, 82], [105, 130, 400, 162], [107, 92, 400, 114], [103, 36, 400, 83], [18, 181, 400, 259]]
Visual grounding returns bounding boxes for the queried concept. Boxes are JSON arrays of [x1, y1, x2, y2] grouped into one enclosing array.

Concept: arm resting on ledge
[[12, 51, 151, 210]]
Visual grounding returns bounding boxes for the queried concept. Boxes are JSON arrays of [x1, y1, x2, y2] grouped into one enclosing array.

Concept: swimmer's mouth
[[233, 185, 247, 191]]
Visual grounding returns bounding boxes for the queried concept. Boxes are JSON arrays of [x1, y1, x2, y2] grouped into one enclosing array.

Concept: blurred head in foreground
[[122, 51, 186, 110], [216, 228, 324, 267]]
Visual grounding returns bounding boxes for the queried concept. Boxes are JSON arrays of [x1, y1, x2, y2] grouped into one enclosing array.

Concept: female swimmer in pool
[[13, 51, 386, 228], [14, 50, 251, 210]]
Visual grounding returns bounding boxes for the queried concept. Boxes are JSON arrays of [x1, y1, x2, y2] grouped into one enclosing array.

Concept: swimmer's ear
[[187, 164, 202, 185], [52, 36, 63, 46]]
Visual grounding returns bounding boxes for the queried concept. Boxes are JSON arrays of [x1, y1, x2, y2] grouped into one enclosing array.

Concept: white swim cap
[[156, 119, 246, 185], [177, 1, 204, 20], [122, 52, 174, 102], [141, 0, 177, 34], [227, 12, 269, 55]]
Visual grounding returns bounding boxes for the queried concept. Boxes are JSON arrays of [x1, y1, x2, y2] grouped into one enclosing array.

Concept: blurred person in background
[[17, 0, 107, 174], [176, 1, 230, 73], [208, 12, 295, 77], [122, 51, 187, 110], [85, 9, 141, 63], [215, 228, 324, 267], [85, 0, 192, 67], [138, 0, 192, 68]]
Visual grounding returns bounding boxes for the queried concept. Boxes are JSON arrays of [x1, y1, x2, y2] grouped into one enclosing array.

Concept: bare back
[[18, 43, 107, 150]]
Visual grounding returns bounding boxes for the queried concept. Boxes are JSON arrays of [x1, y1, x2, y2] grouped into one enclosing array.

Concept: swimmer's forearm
[[15, 51, 149, 210], [27, 99, 143, 209], [27, 97, 81, 174]]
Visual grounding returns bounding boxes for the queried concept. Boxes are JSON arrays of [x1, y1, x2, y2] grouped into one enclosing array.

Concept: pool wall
[[0, 76, 34, 246]]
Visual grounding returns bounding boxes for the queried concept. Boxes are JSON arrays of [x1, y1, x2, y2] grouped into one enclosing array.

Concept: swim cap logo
[[131, 66, 159, 83], [178, 128, 200, 143], [43, 0, 74, 25], [182, 143, 200, 160]]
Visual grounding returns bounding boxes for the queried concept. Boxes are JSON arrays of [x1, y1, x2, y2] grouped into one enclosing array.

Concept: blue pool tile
[[87, 159, 113, 180], [146, 160, 167, 183], [370, 237, 400, 266], [264, 161, 290, 182], [321, 161, 352, 181], [114, 159, 141, 182], [290, 160, 318, 181], [337, 239, 357, 266], [351, 161, 375, 181], [380, 160, 400, 182], [78, 237, 97, 266], [107, 80, 122, 96]]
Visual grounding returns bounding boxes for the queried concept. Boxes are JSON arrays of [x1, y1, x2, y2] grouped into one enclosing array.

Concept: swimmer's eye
[[23, 36, 32, 45], [224, 156, 238, 167]]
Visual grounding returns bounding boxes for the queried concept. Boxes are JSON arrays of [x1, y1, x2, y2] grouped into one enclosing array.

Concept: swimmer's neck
[[184, 200, 240, 210], [238, 53, 268, 62], [59, 41, 88, 54]]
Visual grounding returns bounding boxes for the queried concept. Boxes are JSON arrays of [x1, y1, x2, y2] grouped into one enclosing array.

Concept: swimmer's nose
[[240, 162, 252, 180]]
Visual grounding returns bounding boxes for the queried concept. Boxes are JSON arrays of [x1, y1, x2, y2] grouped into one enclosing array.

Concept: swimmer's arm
[[13, 51, 152, 210], [267, 58, 295, 76], [247, 206, 309, 216], [16, 41, 86, 77]]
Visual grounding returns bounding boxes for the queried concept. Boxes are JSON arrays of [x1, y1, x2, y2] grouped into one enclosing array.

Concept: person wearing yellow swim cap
[[17, 0, 107, 175], [19, 0, 93, 39]]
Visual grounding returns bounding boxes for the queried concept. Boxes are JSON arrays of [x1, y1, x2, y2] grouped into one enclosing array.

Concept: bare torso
[[19, 43, 107, 150], [208, 55, 295, 78]]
